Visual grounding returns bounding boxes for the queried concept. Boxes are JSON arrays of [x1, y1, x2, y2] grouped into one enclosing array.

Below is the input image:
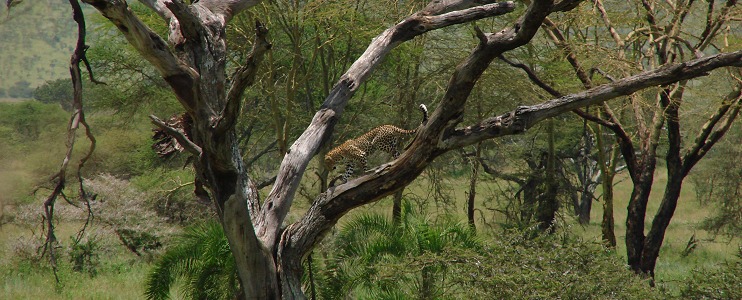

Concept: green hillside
[[0, 1, 77, 101]]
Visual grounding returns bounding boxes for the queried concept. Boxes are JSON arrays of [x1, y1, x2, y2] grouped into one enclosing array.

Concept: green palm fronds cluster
[[144, 221, 238, 300], [320, 201, 482, 299]]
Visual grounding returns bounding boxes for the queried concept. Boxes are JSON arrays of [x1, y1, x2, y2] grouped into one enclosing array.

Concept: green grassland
[[0, 1, 78, 101]]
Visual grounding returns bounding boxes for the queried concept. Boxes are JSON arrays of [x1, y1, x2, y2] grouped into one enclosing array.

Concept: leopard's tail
[[402, 104, 428, 150], [418, 104, 428, 125]]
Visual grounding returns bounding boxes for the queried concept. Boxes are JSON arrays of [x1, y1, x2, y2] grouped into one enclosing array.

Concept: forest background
[[0, 0, 741, 298]]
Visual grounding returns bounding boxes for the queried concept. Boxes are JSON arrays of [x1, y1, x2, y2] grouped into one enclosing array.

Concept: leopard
[[325, 104, 428, 184]]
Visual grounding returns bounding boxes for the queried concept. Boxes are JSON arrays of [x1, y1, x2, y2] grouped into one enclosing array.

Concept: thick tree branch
[[164, 0, 203, 42], [216, 20, 271, 134], [150, 114, 202, 156], [256, 0, 517, 250], [137, 0, 173, 21], [137, 0, 263, 24], [198, 0, 263, 22], [682, 76, 742, 175], [83, 0, 198, 112], [442, 50, 742, 149], [421, 0, 500, 15]]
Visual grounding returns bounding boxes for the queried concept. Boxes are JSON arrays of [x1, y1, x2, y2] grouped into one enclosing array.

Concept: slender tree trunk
[[576, 119, 593, 224], [594, 124, 616, 247], [537, 120, 558, 232], [577, 192, 592, 224], [640, 172, 683, 277], [600, 173, 616, 247], [421, 266, 434, 300], [392, 188, 403, 225], [307, 253, 317, 300], [466, 142, 481, 229]]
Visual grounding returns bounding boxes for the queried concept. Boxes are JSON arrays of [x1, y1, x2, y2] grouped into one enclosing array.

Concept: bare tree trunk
[[392, 188, 403, 225], [600, 173, 616, 247], [625, 166, 657, 273], [466, 142, 482, 229], [536, 120, 558, 232], [595, 124, 617, 247], [576, 123, 593, 225]]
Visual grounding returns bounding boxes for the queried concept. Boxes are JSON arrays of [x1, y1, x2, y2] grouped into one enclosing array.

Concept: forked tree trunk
[[625, 166, 656, 273]]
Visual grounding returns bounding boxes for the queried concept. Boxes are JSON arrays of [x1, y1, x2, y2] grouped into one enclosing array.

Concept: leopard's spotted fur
[[325, 104, 428, 183]]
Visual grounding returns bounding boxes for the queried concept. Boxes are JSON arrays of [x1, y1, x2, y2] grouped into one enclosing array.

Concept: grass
[[0, 1, 78, 95], [586, 167, 740, 293], [0, 223, 153, 300]]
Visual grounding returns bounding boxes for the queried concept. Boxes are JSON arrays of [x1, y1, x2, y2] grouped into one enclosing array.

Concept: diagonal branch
[[256, 0, 517, 249], [682, 75, 742, 175], [442, 50, 742, 150], [83, 0, 198, 112], [216, 20, 271, 134], [150, 114, 203, 156], [498, 54, 611, 127], [499, 55, 563, 97]]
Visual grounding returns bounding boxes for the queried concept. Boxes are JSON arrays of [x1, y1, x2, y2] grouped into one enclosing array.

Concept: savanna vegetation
[[1, 0, 741, 299]]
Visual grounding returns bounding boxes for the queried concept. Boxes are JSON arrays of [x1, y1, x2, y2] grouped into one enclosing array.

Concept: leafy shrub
[[83, 174, 171, 256], [680, 246, 742, 299], [33, 78, 73, 111], [132, 168, 216, 225], [435, 231, 661, 300], [316, 203, 661, 299], [319, 203, 481, 299], [114, 228, 162, 257], [9, 234, 46, 267], [68, 236, 100, 277]]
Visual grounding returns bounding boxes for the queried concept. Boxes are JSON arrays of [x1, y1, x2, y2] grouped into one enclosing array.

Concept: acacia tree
[[502, 0, 740, 274], [547, 0, 742, 277], [43, 0, 742, 297]]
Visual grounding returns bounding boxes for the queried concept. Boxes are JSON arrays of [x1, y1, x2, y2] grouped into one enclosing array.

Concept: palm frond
[[144, 220, 237, 300]]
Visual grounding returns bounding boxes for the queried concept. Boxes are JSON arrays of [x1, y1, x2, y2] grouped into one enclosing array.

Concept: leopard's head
[[324, 154, 337, 170]]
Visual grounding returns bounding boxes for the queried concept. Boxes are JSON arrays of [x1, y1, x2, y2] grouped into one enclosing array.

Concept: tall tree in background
[[508, 0, 740, 275], [37, 0, 742, 297]]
